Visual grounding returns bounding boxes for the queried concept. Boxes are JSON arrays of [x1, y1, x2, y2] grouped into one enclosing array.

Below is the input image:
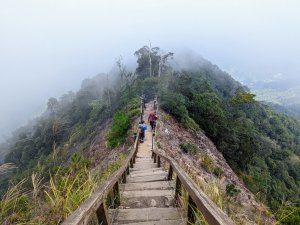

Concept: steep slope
[[1, 45, 300, 224], [156, 109, 275, 224]]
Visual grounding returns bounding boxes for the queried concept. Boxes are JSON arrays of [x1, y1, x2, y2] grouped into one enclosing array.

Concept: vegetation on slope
[[0, 45, 300, 224], [157, 63, 300, 224]]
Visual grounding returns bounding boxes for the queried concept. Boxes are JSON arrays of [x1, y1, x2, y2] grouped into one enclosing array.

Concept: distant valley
[[237, 75, 300, 120]]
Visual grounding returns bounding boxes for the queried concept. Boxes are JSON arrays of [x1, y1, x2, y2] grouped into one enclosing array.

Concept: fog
[[1, 0, 300, 141]]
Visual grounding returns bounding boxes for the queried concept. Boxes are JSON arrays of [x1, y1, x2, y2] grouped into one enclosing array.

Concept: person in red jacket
[[148, 111, 157, 131]]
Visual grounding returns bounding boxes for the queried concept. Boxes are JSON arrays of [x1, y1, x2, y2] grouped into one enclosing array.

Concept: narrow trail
[[110, 102, 186, 225]]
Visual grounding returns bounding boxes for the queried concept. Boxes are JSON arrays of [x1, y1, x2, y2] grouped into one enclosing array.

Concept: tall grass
[[0, 163, 17, 174], [0, 153, 126, 224], [178, 187, 209, 225], [0, 179, 29, 224]]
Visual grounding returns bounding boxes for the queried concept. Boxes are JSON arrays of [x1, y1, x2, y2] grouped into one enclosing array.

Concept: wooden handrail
[[62, 132, 139, 225], [152, 149, 234, 225], [63, 98, 233, 225]]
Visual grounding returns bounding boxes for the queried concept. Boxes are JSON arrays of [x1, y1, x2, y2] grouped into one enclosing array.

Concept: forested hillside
[[0, 46, 299, 224]]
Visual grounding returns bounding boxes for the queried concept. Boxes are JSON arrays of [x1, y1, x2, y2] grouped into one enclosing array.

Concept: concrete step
[[129, 167, 162, 175], [133, 161, 156, 166], [120, 196, 174, 208], [135, 157, 153, 161], [127, 174, 167, 183], [120, 181, 174, 191], [129, 170, 166, 178], [120, 190, 175, 208], [130, 164, 158, 170], [113, 220, 185, 225], [111, 207, 186, 224], [122, 189, 173, 198]]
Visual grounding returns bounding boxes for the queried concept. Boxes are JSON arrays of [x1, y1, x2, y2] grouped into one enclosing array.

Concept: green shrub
[[107, 112, 130, 148], [213, 166, 223, 177], [226, 183, 240, 197], [160, 91, 189, 124], [179, 143, 198, 155], [128, 108, 140, 118]]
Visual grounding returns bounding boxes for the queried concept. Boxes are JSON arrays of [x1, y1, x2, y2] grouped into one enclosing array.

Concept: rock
[[150, 199, 157, 207], [164, 196, 173, 207]]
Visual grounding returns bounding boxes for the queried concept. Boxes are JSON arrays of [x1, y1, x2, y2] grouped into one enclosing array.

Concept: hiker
[[148, 111, 157, 131], [138, 121, 147, 143]]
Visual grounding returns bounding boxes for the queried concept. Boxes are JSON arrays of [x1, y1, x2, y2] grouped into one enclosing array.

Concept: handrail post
[[188, 195, 197, 224], [130, 158, 134, 168], [152, 133, 154, 150], [133, 153, 136, 164], [96, 203, 109, 225], [157, 156, 161, 168], [126, 165, 130, 175], [112, 181, 120, 208], [154, 153, 157, 163], [175, 176, 182, 207], [122, 171, 126, 183], [168, 165, 173, 180]]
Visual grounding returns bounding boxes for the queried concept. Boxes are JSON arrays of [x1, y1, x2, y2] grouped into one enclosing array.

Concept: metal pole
[[152, 133, 154, 150], [140, 96, 143, 123]]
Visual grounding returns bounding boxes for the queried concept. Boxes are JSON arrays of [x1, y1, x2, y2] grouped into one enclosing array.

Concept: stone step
[[111, 207, 186, 224], [120, 181, 174, 191]]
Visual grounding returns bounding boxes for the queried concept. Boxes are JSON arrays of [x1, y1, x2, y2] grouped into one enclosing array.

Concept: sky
[[0, 0, 300, 140]]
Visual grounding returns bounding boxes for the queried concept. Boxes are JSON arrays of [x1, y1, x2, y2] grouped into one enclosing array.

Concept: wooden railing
[[151, 149, 234, 225], [151, 97, 234, 225], [62, 129, 140, 225], [62, 97, 234, 225]]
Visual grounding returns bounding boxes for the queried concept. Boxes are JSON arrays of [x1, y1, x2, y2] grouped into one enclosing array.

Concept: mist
[[1, 0, 300, 141]]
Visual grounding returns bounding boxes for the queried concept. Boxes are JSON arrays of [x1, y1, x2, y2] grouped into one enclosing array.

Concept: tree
[[134, 45, 173, 77]]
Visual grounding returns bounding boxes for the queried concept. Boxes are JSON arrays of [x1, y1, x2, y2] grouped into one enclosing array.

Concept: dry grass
[[0, 163, 17, 174]]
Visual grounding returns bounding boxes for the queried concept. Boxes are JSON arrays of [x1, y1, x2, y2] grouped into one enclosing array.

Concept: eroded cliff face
[[156, 110, 276, 225]]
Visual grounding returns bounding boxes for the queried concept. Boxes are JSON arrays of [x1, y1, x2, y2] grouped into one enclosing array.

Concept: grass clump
[[179, 143, 198, 155], [107, 111, 130, 149], [201, 154, 214, 172]]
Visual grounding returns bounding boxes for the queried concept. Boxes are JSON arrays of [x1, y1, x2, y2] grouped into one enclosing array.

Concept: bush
[[107, 112, 130, 148], [160, 91, 189, 125], [226, 183, 240, 197], [179, 143, 198, 155], [213, 166, 223, 177]]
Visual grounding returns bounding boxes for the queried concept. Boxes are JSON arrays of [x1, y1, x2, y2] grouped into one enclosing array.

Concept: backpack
[[138, 124, 143, 134]]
